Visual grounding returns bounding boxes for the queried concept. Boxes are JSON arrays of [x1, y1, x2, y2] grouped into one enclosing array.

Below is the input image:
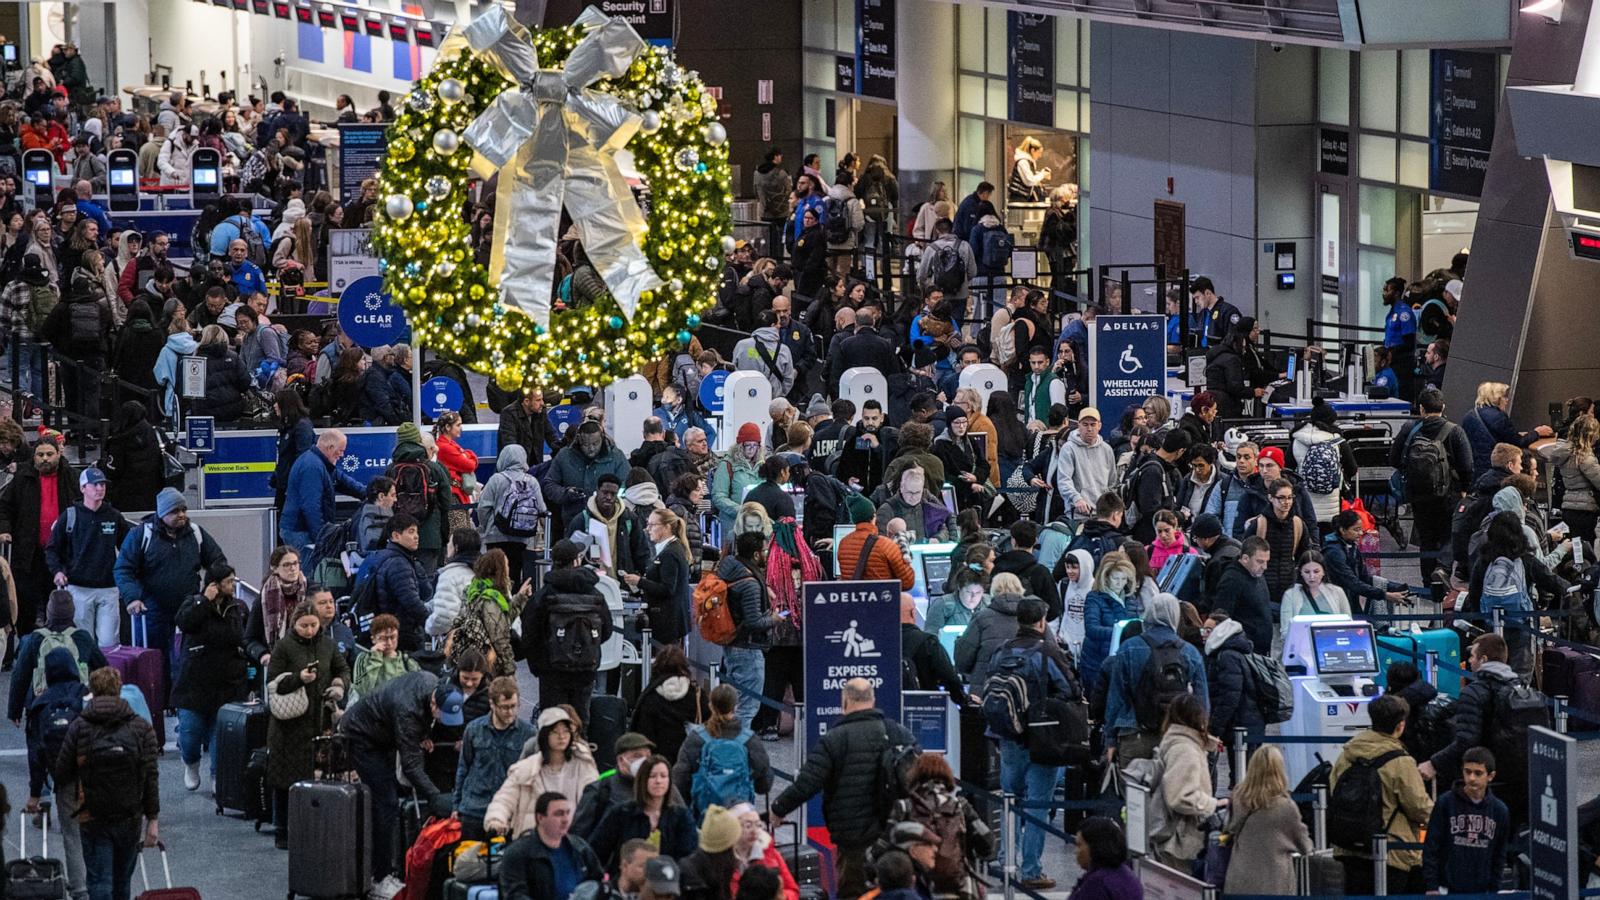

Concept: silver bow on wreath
[[460, 5, 662, 328]]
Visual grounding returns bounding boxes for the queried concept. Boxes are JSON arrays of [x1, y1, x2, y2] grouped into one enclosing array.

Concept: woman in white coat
[[1278, 550, 1351, 638]]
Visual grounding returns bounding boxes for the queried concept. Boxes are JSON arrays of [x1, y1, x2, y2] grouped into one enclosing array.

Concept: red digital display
[[273, 1, 291, 17], [414, 24, 435, 46], [295, 4, 313, 23], [233, 0, 250, 10], [252, 0, 270, 13], [317, 7, 337, 28], [339, 12, 359, 31], [1574, 233, 1600, 260], [389, 22, 410, 41], [365, 17, 384, 36]]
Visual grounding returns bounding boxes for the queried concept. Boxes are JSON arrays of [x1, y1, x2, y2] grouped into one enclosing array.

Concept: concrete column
[[895, 0, 956, 219]]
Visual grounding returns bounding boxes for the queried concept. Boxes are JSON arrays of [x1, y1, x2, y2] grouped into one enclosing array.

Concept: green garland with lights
[[370, 22, 732, 391]]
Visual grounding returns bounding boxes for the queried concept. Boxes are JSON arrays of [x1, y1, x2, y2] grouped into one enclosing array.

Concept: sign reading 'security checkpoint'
[[802, 579, 901, 827]]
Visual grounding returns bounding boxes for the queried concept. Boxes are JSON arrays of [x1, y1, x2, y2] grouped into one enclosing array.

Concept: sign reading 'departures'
[[1008, 11, 1055, 127], [855, 0, 896, 101], [1088, 315, 1166, 429], [803, 579, 901, 825]]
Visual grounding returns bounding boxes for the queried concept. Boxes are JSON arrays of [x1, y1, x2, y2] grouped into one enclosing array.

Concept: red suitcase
[[136, 844, 199, 900], [106, 614, 166, 746]]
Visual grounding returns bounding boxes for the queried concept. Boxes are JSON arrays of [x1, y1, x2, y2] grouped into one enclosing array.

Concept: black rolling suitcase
[[214, 688, 269, 819], [587, 694, 629, 772], [8, 808, 67, 899], [289, 779, 371, 899]]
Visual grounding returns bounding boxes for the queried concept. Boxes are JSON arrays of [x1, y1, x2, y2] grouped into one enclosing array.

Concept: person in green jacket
[[349, 613, 419, 704], [386, 421, 453, 579], [710, 422, 765, 537]]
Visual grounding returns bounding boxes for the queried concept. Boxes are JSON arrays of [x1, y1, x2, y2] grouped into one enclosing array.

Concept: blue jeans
[[0, 339, 45, 397], [176, 707, 217, 773], [722, 646, 765, 730], [81, 818, 141, 900], [998, 738, 1063, 881]]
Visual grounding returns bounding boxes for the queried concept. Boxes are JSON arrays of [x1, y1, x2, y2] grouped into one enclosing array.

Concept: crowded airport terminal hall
[[8, 0, 1600, 898]]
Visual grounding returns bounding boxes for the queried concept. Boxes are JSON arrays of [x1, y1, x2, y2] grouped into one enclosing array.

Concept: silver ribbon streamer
[[461, 5, 662, 328]]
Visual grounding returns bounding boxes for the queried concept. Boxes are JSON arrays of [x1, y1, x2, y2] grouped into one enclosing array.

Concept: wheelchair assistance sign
[[1088, 315, 1165, 429], [802, 579, 901, 826]]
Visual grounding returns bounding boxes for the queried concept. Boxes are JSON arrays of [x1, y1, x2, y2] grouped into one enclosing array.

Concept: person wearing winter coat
[[754, 148, 793, 253], [1421, 748, 1509, 895], [1103, 594, 1209, 767], [434, 411, 479, 506], [732, 319, 796, 399], [1200, 613, 1263, 755], [916, 221, 978, 305], [23, 645, 89, 899], [824, 174, 865, 255], [953, 574, 1041, 690], [671, 685, 774, 811], [113, 299, 164, 402], [1148, 511, 1196, 571], [1067, 817, 1143, 900], [153, 325, 199, 423], [1144, 694, 1220, 870], [1420, 633, 1536, 823], [1331, 694, 1434, 892], [264, 600, 350, 848], [497, 792, 605, 900], [884, 754, 993, 900], [590, 754, 700, 872], [714, 534, 778, 729], [1460, 381, 1550, 479], [454, 676, 537, 841], [427, 529, 483, 639], [630, 645, 709, 767], [270, 398, 318, 511], [1290, 404, 1358, 525], [477, 444, 544, 584], [1204, 327, 1252, 420], [171, 563, 251, 791], [278, 432, 365, 552], [347, 614, 419, 703], [362, 512, 433, 650], [384, 422, 454, 574], [1211, 537, 1274, 655], [450, 550, 531, 679], [1322, 511, 1407, 616], [1278, 550, 1351, 637], [1076, 553, 1138, 691], [8, 591, 103, 730], [709, 422, 765, 536], [1054, 410, 1119, 517], [185, 329, 251, 423], [993, 520, 1061, 620], [729, 803, 803, 900], [1220, 745, 1313, 896], [487, 706, 600, 838], [520, 540, 614, 728], [102, 401, 166, 514], [358, 353, 406, 425], [543, 420, 631, 530]]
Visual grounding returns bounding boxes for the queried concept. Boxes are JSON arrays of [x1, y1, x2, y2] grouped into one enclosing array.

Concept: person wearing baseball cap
[[573, 732, 667, 839], [1056, 406, 1117, 520], [44, 467, 132, 649]]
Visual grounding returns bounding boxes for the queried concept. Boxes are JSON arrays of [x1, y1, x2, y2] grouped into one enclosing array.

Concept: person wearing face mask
[[569, 474, 651, 582], [0, 436, 81, 635], [574, 733, 678, 840], [488, 706, 600, 839], [875, 467, 953, 543], [545, 420, 632, 534], [709, 423, 766, 537], [264, 599, 349, 848]]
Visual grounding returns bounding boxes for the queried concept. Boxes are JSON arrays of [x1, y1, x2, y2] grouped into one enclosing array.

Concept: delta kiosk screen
[[920, 554, 952, 596], [1310, 624, 1378, 675]]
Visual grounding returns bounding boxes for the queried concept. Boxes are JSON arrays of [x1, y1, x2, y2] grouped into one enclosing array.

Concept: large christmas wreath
[[370, 7, 732, 390]]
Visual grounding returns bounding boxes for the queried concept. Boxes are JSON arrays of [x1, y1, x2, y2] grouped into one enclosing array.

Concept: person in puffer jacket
[[1290, 403, 1357, 525], [1076, 552, 1138, 691], [426, 528, 481, 638], [1200, 613, 1263, 756]]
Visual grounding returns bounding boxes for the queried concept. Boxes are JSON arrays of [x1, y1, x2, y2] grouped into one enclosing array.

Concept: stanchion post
[[1556, 695, 1569, 734], [1491, 606, 1504, 637], [1373, 834, 1389, 895], [640, 625, 653, 686], [1313, 785, 1328, 850], [1293, 853, 1309, 894], [1424, 649, 1438, 687], [1001, 791, 1016, 900], [1231, 728, 1247, 788]]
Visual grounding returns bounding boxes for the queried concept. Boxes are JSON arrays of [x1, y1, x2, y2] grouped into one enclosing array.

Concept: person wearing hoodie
[[568, 474, 651, 581], [9, 590, 103, 729], [732, 310, 796, 399], [1051, 548, 1096, 660], [1199, 611, 1263, 760], [631, 644, 710, 766], [521, 540, 614, 726], [993, 520, 1061, 621], [1054, 408, 1118, 518], [1331, 694, 1434, 893], [1077, 552, 1138, 692], [1421, 746, 1508, 895], [23, 643, 91, 897], [427, 528, 483, 639], [152, 316, 199, 422], [1103, 594, 1209, 767], [55, 666, 161, 900], [477, 444, 544, 584], [544, 419, 631, 532]]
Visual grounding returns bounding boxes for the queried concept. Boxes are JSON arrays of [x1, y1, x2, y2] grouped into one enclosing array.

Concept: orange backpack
[[694, 572, 751, 646]]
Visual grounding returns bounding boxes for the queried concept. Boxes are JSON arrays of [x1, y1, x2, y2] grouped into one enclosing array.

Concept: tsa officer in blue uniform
[[1190, 276, 1241, 347], [1381, 276, 1416, 401]]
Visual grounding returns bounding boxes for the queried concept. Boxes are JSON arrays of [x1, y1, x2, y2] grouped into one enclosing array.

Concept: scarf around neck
[[262, 572, 306, 646]]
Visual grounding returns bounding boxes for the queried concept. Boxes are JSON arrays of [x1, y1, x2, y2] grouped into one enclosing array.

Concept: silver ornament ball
[[384, 194, 414, 221], [407, 89, 434, 113], [465, 313, 482, 328], [640, 111, 662, 134], [432, 129, 460, 155], [720, 235, 737, 254], [674, 147, 700, 172], [437, 78, 466, 104], [425, 176, 452, 200], [436, 259, 457, 277], [705, 122, 727, 146], [669, 278, 684, 293]]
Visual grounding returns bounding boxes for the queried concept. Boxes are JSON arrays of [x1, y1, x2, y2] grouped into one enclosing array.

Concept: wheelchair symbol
[[1118, 344, 1143, 375]]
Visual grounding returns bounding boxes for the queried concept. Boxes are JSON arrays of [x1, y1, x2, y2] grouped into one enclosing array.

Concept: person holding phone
[[171, 562, 251, 793]]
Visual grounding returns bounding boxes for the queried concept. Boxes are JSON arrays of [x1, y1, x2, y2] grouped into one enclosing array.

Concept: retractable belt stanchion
[[1373, 833, 1389, 895], [1000, 791, 1016, 900]]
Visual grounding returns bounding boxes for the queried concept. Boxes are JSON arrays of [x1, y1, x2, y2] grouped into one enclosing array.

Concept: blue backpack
[[689, 725, 755, 815]]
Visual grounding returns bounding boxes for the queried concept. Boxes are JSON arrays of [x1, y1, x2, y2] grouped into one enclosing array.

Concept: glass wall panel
[[1359, 134, 1396, 183], [1319, 49, 1349, 126], [1359, 50, 1398, 133]]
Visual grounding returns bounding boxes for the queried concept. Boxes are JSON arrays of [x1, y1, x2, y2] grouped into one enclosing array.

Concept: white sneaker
[[183, 762, 200, 791], [368, 875, 404, 900]]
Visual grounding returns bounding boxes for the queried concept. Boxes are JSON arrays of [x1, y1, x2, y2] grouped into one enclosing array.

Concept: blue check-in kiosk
[[108, 149, 139, 212], [22, 149, 53, 208], [1281, 616, 1383, 783]]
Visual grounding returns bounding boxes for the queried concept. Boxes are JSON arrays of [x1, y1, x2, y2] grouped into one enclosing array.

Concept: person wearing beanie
[[835, 492, 915, 590], [44, 467, 132, 648], [6, 588, 105, 727], [522, 538, 613, 727], [385, 419, 453, 579], [1290, 399, 1357, 527], [114, 487, 227, 706], [708, 422, 766, 537], [678, 803, 742, 899]]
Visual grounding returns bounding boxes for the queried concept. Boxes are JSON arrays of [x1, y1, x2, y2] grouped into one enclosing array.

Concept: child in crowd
[[348, 613, 419, 703], [1147, 510, 1195, 570]]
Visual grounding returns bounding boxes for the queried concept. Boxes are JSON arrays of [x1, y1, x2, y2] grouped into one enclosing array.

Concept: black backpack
[[876, 722, 919, 816], [77, 720, 147, 822], [931, 243, 966, 295], [824, 196, 851, 243], [1488, 679, 1550, 771], [67, 299, 101, 353], [1327, 749, 1407, 850], [1403, 421, 1457, 502], [1132, 636, 1191, 732], [391, 460, 435, 521], [1450, 490, 1494, 576], [544, 594, 606, 673]]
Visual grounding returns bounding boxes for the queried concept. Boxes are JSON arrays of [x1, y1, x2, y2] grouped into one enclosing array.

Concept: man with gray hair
[[279, 427, 366, 551], [770, 678, 916, 899], [388, 342, 415, 417], [1100, 593, 1209, 767]]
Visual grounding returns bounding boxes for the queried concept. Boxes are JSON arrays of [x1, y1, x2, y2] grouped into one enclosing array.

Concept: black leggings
[[752, 644, 803, 732]]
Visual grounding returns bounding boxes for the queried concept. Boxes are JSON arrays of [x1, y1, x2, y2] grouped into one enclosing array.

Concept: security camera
[[1271, 43, 1284, 52]]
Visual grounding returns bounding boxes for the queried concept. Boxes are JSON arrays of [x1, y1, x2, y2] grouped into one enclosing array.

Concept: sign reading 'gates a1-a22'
[[802, 579, 901, 826]]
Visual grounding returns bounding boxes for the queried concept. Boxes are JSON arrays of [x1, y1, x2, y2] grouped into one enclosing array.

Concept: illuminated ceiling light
[[1522, 0, 1563, 25]]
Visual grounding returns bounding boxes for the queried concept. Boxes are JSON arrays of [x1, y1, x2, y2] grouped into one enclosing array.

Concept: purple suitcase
[[105, 615, 166, 746]]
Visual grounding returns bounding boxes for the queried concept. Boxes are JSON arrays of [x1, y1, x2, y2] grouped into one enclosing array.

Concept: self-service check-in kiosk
[[108, 149, 139, 213], [839, 367, 887, 424], [907, 541, 956, 621], [958, 363, 1006, 398], [718, 371, 771, 452], [190, 147, 223, 206], [1281, 616, 1383, 783], [22, 149, 53, 208]]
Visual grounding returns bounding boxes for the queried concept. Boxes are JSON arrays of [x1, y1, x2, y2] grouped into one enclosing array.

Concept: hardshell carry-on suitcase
[[1156, 553, 1203, 605], [1543, 645, 1600, 730], [105, 613, 166, 745], [213, 692, 269, 818], [587, 694, 629, 772], [1376, 629, 1463, 698], [443, 883, 498, 900], [135, 843, 200, 900], [8, 808, 68, 899], [289, 779, 371, 899]]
